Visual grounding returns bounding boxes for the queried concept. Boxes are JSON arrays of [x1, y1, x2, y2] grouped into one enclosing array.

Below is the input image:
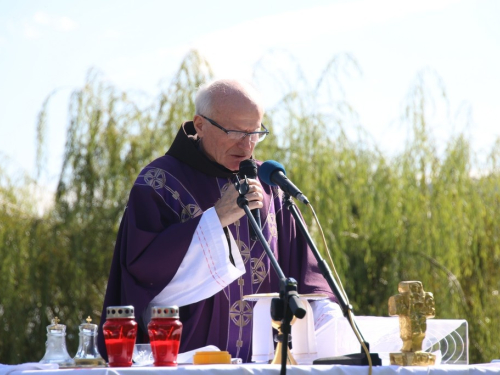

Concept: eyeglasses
[[200, 115, 269, 143]]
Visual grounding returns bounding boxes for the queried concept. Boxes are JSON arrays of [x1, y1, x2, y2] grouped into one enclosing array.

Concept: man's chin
[[227, 157, 250, 171], [219, 161, 239, 172]]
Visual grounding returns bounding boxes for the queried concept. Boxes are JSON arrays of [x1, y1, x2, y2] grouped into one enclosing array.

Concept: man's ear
[[193, 115, 204, 137]]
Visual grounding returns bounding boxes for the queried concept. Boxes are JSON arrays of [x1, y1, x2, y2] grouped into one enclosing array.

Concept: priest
[[98, 78, 341, 363]]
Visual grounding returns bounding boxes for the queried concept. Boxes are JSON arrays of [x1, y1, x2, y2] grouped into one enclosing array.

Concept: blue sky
[[1, 0, 499, 192]]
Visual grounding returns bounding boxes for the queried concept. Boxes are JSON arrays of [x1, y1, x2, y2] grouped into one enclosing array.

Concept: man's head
[[193, 79, 265, 171]]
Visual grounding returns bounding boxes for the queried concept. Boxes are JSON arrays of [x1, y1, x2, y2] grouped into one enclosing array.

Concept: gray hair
[[194, 79, 263, 116]]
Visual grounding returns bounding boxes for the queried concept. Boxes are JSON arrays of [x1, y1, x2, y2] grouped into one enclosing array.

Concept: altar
[[5, 363, 500, 375], [2, 314, 475, 375]]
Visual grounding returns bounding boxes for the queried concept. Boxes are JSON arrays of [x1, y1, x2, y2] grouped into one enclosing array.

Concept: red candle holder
[[148, 306, 183, 366], [103, 305, 137, 367]]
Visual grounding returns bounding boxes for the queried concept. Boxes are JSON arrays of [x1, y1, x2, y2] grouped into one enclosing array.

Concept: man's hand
[[215, 178, 263, 228]]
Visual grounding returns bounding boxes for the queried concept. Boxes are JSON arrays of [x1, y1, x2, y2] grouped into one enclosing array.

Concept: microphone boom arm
[[282, 193, 381, 366]]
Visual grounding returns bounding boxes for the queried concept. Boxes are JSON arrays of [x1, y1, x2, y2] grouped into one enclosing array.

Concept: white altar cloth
[[7, 363, 500, 375]]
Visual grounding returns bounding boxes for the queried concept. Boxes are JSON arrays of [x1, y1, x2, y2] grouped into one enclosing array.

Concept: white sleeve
[[310, 299, 344, 331], [149, 207, 245, 308]]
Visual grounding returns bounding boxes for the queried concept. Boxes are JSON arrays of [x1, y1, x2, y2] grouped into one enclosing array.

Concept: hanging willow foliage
[[0, 49, 499, 364]]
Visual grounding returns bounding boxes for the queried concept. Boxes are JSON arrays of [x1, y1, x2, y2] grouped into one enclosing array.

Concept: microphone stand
[[283, 193, 381, 366], [235, 177, 306, 375]]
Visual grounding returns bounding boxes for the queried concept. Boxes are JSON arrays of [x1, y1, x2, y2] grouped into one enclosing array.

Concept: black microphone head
[[239, 159, 258, 178], [258, 160, 286, 186]]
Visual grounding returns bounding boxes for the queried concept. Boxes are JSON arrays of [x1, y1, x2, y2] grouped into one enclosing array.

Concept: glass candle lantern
[[102, 306, 137, 367], [147, 306, 183, 366]]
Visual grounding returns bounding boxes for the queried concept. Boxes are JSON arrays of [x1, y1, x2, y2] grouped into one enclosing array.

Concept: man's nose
[[237, 135, 254, 150]]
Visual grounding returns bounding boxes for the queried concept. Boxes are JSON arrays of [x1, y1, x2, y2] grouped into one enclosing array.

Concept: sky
[[1, 0, 499, 193]]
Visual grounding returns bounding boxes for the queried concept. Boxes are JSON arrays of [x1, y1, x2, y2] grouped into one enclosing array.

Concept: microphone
[[239, 159, 261, 241], [258, 160, 309, 204]]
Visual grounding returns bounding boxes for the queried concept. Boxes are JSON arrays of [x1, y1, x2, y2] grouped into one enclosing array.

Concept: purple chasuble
[[98, 122, 336, 363]]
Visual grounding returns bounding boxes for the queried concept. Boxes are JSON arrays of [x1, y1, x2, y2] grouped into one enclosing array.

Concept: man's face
[[193, 97, 263, 171]]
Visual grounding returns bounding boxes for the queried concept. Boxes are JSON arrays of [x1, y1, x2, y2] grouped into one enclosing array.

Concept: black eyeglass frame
[[199, 115, 269, 142]]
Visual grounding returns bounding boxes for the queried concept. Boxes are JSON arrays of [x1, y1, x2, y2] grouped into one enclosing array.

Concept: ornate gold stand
[[270, 318, 297, 365], [390, 351, 436, 366], [388, 281, 436, 366]]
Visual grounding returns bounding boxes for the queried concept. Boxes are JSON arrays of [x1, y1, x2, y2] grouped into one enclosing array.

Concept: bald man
[[98, 79, 338, 363]]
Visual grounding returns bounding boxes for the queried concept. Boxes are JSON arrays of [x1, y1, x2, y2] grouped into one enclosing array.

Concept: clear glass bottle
[[39, 317, 76, 367], [148, 306, 183, 366], [73, 316, 106, 367], [102, 305, 137, 367]]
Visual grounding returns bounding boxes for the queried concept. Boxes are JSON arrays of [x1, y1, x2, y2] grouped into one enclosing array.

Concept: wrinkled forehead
[[213, 91, 263, 119]]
